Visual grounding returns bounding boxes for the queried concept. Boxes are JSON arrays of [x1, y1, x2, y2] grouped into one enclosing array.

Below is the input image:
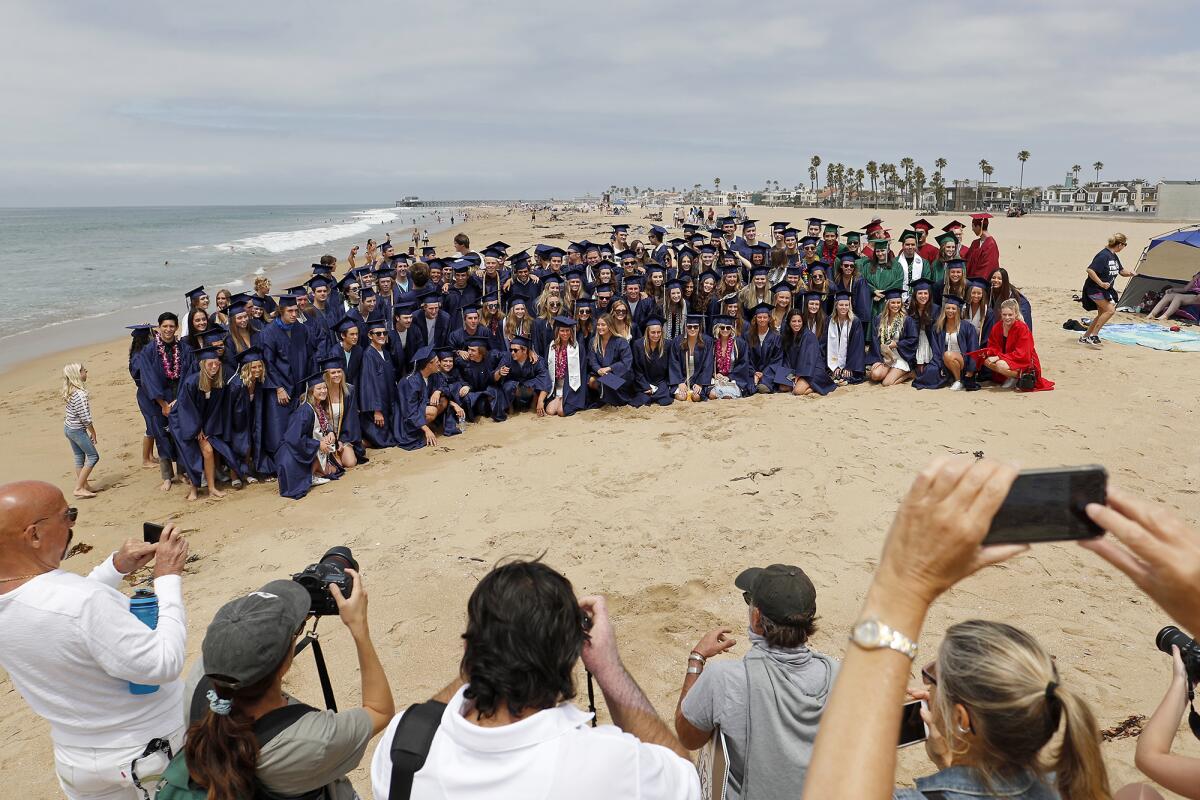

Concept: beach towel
[[1098, 323, 1200, 352]]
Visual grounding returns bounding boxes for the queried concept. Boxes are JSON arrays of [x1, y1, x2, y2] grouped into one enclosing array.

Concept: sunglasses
[[686, 324, 700, 329], [370, 330, 387, 336], [34, 506, 78, 525]]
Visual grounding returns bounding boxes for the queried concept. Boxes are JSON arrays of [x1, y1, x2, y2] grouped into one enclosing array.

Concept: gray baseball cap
[[202, 579, 310, 688], [735, 564, 817, 623]]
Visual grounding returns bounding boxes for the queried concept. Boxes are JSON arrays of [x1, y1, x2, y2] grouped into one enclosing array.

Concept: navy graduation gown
[[413, 311, 452, 349], [746, 330, 783, 392], [587, 336, 635, 406], [329, 383, 365, 458], [628, 338, 675, 407], [531, 318, 556, 357], [898, 311, 940, 380], [276, 403, 343, 500], [258, 318, 314, 443], [356, 346, 399, 448], [545, 342, 588, 416], [507, 278, 540, 312], [454, 353, 507, 422], [669, 335, 715, 392], [915, 321, 981, 390], [129, 347, 157, 438], [832, 276, 874, 335], [168, 372, 242, 485], [774, 330, 836, 396], [497, 353, 552, 412], [711, 336, 755, 397], [387, 329, 420, 379], [826, 319, 867, 384], [394, 371, 433, 450], [226, 374, 275, 476], [137, 339, 195, 463]]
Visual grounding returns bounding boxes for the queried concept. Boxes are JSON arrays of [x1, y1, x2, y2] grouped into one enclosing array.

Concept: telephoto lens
[[1157, 626, 1200, 684]]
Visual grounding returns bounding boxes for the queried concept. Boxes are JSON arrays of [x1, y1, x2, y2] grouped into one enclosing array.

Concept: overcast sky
[[4, 0, 1198, 207]]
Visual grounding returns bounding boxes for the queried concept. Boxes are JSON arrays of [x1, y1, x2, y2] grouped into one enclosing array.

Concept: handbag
[[1017, 369, 1037, 391]]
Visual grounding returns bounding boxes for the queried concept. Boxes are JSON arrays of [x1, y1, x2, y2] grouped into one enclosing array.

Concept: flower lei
[[315, 403, 332, 435], [156, 333, 181, 380], [715, 336, 734, 375]]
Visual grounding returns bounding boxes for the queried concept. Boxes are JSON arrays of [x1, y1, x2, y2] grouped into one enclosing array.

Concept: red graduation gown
[[967, 319, 1054, 391], [964, 235, 1000, 280]]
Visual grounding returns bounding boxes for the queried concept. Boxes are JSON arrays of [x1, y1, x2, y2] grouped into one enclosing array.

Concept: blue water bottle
[[128, 589, 160, 695]]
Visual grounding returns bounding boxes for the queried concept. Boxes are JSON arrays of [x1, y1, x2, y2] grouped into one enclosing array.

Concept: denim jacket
[[894, 766, 1059, 799]]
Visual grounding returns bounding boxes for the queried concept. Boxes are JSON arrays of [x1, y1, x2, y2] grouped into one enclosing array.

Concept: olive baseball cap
[[202, 579, 310, 688], [735, 564, 817, 623]]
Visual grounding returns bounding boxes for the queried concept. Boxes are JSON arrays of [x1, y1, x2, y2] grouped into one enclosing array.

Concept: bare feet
[[143, 461, 158, 469], [73, 489, 97, 499], [186, 489, 198, 501], [209, 488, 226, 499], [158, 480, 172, 492]]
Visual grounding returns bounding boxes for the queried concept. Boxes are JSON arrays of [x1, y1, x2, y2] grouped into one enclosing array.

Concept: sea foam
[[215, 208, 401, 254]]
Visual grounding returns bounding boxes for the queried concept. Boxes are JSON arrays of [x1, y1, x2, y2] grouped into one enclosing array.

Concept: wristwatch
[[849, 617, 918, 660]]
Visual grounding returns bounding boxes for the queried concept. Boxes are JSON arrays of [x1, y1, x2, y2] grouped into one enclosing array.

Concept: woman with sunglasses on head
[[607, 298, 635, 341], [670, 313, 713, 402], [532, 294, 566, 355], [707, 315, 753, 400], [630, 314, 675, 407], [587, 314, 634, 407], [896, 620, 1110, 800], [774, 309, 836, 396]]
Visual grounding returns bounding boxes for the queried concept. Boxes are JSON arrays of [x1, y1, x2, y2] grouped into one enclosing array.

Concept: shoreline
[[0, 212, 478, 377]]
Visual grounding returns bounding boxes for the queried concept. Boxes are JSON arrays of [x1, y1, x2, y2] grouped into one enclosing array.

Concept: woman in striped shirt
[[62, 363, 100, 498]]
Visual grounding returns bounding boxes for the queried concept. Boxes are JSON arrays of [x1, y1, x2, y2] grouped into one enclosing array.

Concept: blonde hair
[[1000, 298, 1021, 315], [935, 620, 1110, 800], [61, 363, 86, 402], [238, 360, 264, 385], [1107, 233, 1127, 249], [198, 360, 226, 392], [254, 276, 271, 292]]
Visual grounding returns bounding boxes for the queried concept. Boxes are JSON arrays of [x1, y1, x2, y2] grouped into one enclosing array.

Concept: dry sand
[[2, 205, 1198, 797]]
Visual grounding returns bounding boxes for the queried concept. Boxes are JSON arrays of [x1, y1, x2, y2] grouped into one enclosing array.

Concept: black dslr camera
[[1157, 626, 1200, 684], [292, 547, 358, 616]]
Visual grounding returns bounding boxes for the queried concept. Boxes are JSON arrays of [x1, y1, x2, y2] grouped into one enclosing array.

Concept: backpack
[[156, 681, 327, 800], [387, 700, 447, 800]]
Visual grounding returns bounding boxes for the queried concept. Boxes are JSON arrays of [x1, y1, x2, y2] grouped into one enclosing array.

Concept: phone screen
[[983, 466, 1107, 545], [898, 699, 927, 747], [143, 522, 164, 545]]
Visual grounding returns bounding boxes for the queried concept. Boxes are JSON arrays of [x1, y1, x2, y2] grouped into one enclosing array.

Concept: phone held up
[[899, 699, 929, 748], [143, 522, 164, 545], [982, 465, 1107, 546]]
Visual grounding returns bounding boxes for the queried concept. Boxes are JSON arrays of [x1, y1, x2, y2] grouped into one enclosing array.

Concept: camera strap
[[586, 670, 597, 728], [294, 624, 338, 712], [1187, 683, 1200, 740]]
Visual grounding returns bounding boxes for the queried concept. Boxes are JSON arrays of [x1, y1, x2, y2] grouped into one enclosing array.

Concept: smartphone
[[143, 522, 164, 545], [983, 465, 1107, 545], [898, 699, 928, 748]]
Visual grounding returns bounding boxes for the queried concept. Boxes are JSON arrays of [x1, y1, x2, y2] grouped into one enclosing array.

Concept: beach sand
[[2, 205, 1198, 797]]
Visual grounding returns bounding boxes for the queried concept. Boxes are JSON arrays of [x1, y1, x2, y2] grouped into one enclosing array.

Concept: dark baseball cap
[[202, 580, 310, 688], [735, 564, 817, 623]]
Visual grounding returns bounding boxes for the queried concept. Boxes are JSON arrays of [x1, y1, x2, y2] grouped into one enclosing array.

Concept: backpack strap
[[253, 702, 321, 746], [388, 701, 447, 800]]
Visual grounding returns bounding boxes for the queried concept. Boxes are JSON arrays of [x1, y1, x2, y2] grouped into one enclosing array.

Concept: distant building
[[1155, 181, 1200, 219], [1037, 174, 1157, 214]]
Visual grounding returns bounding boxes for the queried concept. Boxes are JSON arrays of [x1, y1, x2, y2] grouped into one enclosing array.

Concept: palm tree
[[1093, 161, 1104, 183], [713, 177, 721, 194], [1072, 164, 1082, 186], [913, 166, 926, 210], [978, 159, 991, 186], [931, 171, 946, 211], [865, 161, 879, 208], [810, 155, 822, 190], [935, 157, 948, 173], [899, 157, 915, 207], [1017, 150, 1031, 205], [854, 169, 866, 208]]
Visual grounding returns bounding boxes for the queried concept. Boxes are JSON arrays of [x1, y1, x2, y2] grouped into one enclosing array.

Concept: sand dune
[[2, 206, 1198, 797]]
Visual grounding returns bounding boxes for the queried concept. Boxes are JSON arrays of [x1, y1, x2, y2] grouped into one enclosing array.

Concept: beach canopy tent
[[1120, 224, 1200, 310]]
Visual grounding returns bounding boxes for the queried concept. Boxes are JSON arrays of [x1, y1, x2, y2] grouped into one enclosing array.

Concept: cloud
[[2, 0, 1199, 205]]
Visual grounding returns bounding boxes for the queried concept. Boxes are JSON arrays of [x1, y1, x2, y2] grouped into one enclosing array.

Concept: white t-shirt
[[370, 685, 699, 800], [0, 555, 186, 747]]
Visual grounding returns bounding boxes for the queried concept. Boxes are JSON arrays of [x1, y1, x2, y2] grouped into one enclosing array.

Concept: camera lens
[[320, 546, 358, 572], [1156, 625, 1194, 656]]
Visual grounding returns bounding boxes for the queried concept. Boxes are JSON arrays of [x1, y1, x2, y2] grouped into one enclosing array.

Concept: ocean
[[0, 204, 452, 370]]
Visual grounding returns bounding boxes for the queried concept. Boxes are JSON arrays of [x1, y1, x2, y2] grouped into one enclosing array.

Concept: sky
[[3, 0, 1199, 207]]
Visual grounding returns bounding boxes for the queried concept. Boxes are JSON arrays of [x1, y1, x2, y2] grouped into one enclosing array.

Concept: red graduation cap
[[969, 213, 993, 220], [911, 218, 935, 231], [942, 220, 966, 231], [862, 220, 884, 233]]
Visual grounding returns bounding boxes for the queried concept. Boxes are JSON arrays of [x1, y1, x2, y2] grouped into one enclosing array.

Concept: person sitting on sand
[[867, 290, 912, 386], [62, 364, 100, 499], [969, 298, 1054, 391], [1147, 268, 1200, 322]]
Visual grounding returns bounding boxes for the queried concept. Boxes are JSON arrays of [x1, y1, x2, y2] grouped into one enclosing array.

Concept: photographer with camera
[[369, 559, 700, 800], [163, 549, 393, 800], [1111, 630, 1200, 800], [0, 481, 190, 800]]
